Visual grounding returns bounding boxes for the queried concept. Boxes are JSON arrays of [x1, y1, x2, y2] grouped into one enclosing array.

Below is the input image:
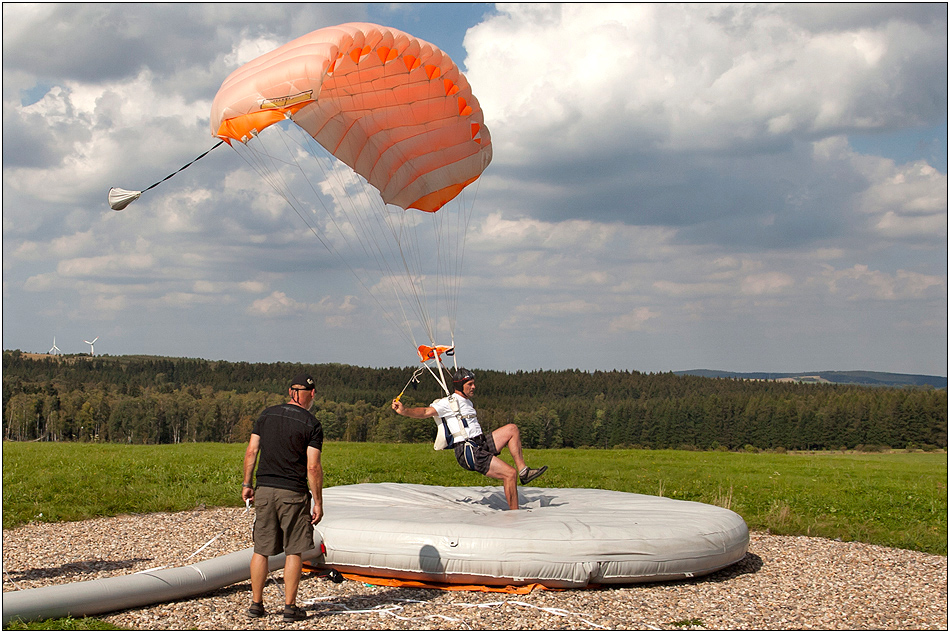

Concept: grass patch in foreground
[[3, 617, 121, 630], [3, 441, 946, 555]]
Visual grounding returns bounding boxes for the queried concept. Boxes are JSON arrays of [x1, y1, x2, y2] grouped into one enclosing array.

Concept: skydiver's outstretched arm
[[392, 399, 437, 419]]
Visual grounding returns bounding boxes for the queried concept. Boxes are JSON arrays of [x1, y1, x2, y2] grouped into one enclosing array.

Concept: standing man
[[392, 369, 547, 510], [242, 373, 324, 623]]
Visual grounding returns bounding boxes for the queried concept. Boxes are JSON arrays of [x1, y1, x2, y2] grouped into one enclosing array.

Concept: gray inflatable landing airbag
[[314, 483, 749, 588]]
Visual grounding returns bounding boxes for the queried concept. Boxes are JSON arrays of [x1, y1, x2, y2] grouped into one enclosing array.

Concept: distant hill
[[674, 369, 947, 389], [18, 353, 947, 390]]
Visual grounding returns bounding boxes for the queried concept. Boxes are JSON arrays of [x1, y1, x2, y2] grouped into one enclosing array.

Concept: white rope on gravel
[[3, 565, 25, 591], [507, 600, 609, 629], [304, 595, 608, 629], [305, 596, 470, 627], [134, 500, 254, 575], [185, 500, 253, 562], [454, 599, 609, 629]]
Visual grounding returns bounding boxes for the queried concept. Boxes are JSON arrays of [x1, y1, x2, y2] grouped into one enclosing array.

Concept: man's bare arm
[[307, 446, 324, 524], [242, 433, 261, 502], [392, 399, 437, 419]]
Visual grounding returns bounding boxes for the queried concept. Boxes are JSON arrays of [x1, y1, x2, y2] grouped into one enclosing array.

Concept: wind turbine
[[48, 337, 61, 355], [84, 336, 99, 356]]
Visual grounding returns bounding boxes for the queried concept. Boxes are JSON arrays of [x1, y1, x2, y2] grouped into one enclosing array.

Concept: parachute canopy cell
[[210, 22, 492, 213]]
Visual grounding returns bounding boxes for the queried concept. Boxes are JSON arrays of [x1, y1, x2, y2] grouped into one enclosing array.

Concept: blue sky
[[849, 123, 947, 173], [3, 3, 947, 377]]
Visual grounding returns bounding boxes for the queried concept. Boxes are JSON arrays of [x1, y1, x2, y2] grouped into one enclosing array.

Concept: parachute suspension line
[[449, 176, 482, 335], [231, 132, 331, 255], [373, 211, 423, 346], [344, 57, 438, 349], [435, 199, 461, 341], [279, 126, 385, 271], [334, 49, 454, 357], [246, 125, 419, 351], [383, 208, 437, 347], [288, 127, 423, 351], [434, 208, 457, 346], [231, 128, 416, 350], [430, 180, 478, 354], [293, 130, 397, 282]]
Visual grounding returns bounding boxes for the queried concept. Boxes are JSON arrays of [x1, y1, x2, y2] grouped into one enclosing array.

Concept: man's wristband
[[242, 483, 253, 489]]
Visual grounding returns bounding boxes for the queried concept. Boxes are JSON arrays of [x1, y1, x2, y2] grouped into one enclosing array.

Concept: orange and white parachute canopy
[[210, 22, 492, 213], [210, 23, 491, 392]]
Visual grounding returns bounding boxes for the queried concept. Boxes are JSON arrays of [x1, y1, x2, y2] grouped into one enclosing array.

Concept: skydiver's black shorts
[[454, 433, 499, 475]]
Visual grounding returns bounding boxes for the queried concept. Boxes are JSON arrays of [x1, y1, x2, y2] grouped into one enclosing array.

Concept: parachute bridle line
[[141, 141, 225, 194], [108, 141, 225, 211]]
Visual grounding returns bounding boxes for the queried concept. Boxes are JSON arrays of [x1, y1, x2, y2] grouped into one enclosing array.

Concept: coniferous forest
[[3, 351, 946, 451]]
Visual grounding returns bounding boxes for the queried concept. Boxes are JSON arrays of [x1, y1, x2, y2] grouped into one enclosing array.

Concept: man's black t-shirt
[[252, 403, 323, 493]]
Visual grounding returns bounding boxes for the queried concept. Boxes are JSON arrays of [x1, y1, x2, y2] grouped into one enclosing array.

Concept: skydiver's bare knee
[[493, 424, 519, 446]]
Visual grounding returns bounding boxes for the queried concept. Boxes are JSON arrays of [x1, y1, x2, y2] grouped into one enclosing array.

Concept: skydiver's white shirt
[[431, 394, 483, 440]]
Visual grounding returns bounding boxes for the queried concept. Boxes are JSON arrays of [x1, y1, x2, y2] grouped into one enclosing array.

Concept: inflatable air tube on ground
[[1, 546, 318, 625]]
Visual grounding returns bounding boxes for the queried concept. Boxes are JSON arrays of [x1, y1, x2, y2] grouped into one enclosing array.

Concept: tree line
[[3, 351, 946, 451]]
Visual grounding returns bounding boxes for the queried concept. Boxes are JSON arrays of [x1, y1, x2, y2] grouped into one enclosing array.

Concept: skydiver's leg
[[484, 455, 519, 510], [490, 424, 528, 473]]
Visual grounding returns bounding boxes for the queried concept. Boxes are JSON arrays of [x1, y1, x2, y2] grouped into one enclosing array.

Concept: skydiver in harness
[[392, 369, 547, 510]]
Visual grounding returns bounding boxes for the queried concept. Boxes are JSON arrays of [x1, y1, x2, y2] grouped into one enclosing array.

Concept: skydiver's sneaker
[[519, 465, 548, 485], [283, 604, 307, 622], [247, 601, 265, 618]]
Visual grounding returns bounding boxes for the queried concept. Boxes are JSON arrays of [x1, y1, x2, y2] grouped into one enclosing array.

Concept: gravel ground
[[2, 506, 946, 630]]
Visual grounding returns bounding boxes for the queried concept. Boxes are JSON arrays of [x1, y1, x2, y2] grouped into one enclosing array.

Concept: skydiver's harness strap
[[433, 395, 470, 451]]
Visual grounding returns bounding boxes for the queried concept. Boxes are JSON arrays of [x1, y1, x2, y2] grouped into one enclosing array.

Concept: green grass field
[[2, 442, 946, 555]]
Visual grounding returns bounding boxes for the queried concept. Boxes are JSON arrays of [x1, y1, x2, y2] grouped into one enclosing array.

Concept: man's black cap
[[290, 373, 315, 391]]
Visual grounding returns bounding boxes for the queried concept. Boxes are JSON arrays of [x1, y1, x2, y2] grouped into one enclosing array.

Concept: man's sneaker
[[519, 465, 548, 485], [283, 604, 307, 623], [247, 601, 265, 618]]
